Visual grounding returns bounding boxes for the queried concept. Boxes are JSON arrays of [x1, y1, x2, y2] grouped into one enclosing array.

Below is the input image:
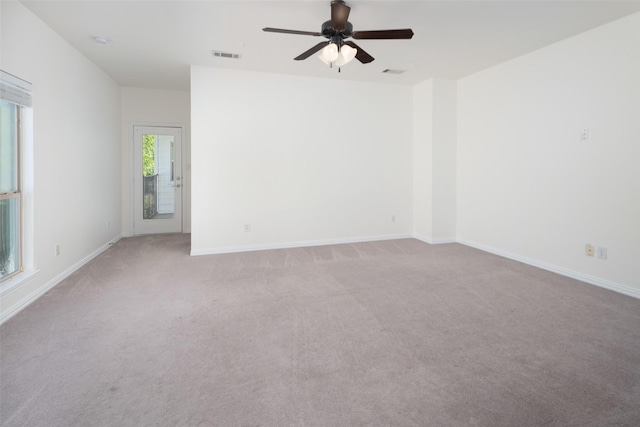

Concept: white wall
[[413, 79, 457, 243], [120, 87, 191, 235], [190, 66, 413, 254], [432, 79, 457, 240], [0, 1, 121, 321], [412, 80, 433, 239], [457, 12, 640, 293]]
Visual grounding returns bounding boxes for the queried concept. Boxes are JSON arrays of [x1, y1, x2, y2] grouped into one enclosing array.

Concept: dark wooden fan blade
[[263, 27, 322, 37], [352, 29, 414, 40], [294, 42, 328, 60], [344, 41, 374, 64], [331, 1, 351, 31]]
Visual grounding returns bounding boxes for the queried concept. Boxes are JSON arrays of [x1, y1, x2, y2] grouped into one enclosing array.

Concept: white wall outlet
[[580, 129, 589, 141], [107, 220, 111, 230], [55, 245, 61, 256], [391, 215, 396, 223], [585, 243, 594, 257], [243, 223, 251, 232], [596, 247, 608, 260]]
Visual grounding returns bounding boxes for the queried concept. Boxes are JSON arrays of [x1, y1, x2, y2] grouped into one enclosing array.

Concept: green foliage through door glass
[[143, 134, 155, 176]]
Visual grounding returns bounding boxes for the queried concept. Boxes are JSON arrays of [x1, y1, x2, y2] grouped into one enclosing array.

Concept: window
[[0, 100, 20, 280], [0, 71, 32, 283]]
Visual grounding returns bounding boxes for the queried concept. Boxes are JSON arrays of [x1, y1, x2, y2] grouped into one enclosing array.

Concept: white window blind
[[0, 70, 32, 108]]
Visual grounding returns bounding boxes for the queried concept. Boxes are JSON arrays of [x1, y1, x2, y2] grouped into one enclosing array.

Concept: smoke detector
[[93, 36, 109, 45]]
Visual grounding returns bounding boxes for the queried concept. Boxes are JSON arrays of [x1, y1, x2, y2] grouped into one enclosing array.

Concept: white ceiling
[[21, 0, 640, 91]]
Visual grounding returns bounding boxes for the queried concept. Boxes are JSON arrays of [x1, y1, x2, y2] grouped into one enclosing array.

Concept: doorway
[[133, 126, 183, 235]]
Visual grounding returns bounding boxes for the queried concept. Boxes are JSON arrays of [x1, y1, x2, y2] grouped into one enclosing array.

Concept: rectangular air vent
[[382, 69, 405, 74], [212, 50, 241, 59]]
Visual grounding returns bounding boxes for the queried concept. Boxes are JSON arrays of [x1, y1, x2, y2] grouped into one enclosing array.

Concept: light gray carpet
[[1, 235, 639, 426]]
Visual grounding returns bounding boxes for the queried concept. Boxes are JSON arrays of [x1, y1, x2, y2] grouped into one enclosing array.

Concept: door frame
[[129, 123, 186, 235]]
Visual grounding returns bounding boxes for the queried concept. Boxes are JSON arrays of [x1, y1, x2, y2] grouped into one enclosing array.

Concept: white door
[[133, 126, 183, 235]]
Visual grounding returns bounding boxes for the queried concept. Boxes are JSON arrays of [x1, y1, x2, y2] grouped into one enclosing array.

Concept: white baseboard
[[0, 234, 123, 325], [412, 234, 457, 245], [457, 238, 640, 300], [190, 233, 414, 256]]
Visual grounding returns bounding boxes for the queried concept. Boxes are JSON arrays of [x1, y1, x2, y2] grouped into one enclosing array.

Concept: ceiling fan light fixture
[[321, 43, 339, 62], [318, 43, 357, 68], [339, 44, 357, 64]]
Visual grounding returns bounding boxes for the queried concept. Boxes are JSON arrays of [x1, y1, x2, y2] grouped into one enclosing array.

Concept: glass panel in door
[[142, 134, 175, 220]]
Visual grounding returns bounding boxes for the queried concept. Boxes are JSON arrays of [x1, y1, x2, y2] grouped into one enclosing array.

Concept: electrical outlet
[[580, 129, 589, 141], [243, 223, 251, 232], [55, 245, 61, 256], [391, 215, 396, 223], [596, 247, 607, 260], [585, 243, 594, 257], [107, 221, 111, 230]]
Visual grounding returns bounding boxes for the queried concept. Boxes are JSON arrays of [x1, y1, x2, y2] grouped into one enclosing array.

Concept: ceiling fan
[[263, 0, 414, 69]]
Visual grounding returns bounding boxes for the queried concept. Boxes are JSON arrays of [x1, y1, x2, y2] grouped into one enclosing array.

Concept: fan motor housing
[[321, 20, 353, 39]]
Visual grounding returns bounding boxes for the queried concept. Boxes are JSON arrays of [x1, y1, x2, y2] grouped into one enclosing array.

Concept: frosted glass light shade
[[340, 44, 357, 64], [321, 43, 339, 62]]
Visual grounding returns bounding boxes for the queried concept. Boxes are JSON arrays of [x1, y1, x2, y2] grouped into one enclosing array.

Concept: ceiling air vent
[[212, 50, 241, 59], [382, 69, 405, 74]]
